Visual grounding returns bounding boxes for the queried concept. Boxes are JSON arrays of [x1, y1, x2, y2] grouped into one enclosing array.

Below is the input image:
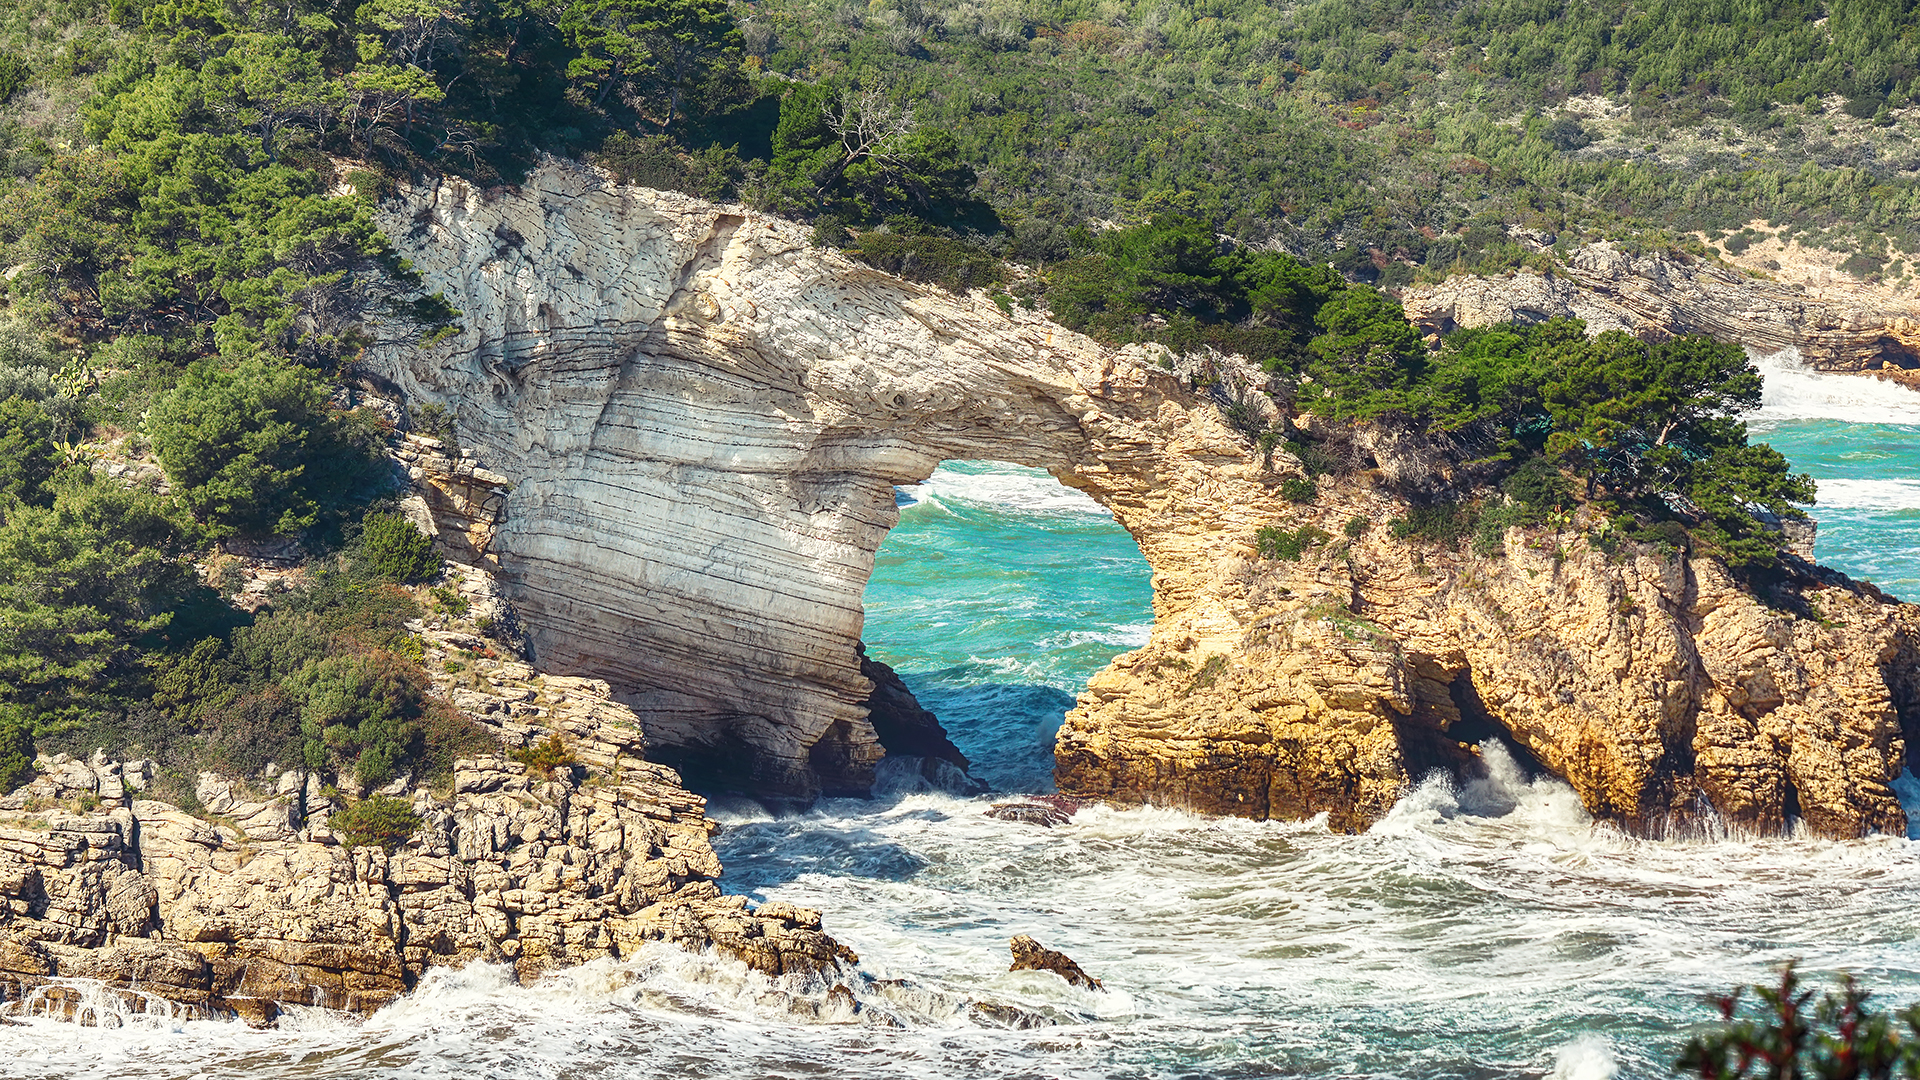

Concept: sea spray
[[1747, 347, 1920, 428]]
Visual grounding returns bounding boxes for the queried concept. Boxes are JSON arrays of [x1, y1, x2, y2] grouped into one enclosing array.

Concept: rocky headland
[[359, 159, 1920, 841], [8, 162, 1918, 1023]]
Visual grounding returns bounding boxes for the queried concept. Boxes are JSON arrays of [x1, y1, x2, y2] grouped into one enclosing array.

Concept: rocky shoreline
[[7, 166, 1919, 1023], [0, 631, 852, 1023]]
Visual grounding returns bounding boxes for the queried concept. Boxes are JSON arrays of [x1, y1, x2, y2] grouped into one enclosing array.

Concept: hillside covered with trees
[[0, 0, 1865, 788]]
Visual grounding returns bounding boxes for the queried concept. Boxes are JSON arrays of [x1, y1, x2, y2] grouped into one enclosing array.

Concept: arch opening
[[858, 461, 1154, 794]]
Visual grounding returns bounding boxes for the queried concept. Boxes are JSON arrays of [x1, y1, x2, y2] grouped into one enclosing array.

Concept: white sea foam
[[1748, 347, 1920, 427], [1064, 622, 1154, 648], [1549, 1035, 1620, 1080], [899, 462, 1111, 516], [1811, 477, 1920, 511]]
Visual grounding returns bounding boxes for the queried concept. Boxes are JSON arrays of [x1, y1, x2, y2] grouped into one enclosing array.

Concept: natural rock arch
[[368, 161, 1158, 799], [368, 161, 1918, 838]]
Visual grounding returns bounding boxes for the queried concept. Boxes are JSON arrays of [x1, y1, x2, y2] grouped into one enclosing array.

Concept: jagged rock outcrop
[[1402, 242, 1920, 372], [0, 643, 851, 1021], [391, 431, 512, 569], [858, 646, 982, 794], [1055, 475, 1920, 837], [1007, 935, 1101, 990], [364, 160, 1920, 837]]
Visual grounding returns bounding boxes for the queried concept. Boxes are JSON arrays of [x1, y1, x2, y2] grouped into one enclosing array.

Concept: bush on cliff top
[[359, 513, 441, 585], [0, 709, 32, 794], [329, 795, 421, 853], [149, 360, 388, 540]]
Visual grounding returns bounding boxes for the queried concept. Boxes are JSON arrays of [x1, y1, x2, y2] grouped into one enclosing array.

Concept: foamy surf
[[898, 461, 1111, 516], [1809, 477, 1920, 511], [8, 766, 1920, 1078], [1747, 347, 1920, 428]]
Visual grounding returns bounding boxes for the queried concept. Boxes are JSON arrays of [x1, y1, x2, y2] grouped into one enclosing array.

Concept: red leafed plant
[[1677, 964, 1917, 1080]]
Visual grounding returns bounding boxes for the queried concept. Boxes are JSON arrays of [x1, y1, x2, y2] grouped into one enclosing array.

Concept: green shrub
[[593, 133, 746, 202], [286, 650, 431, 787], [1280, 476, 1318, 503], [811, 217, 851, 248], [1839, 252, 1886, 279], [0, 52, 27, 103], [411, 702, 494, 787], [1389, 504, 1479, 547], [849, 231, 1003, 292], [1471, 503, 1524, 556], [1186, 654, 1227, 694], [361, 513, 440, 584], [429, 585, 470, 615], [0, 709, 33, 793], [509, 732, 575, 777], [1255, 524, 1331, 560], [1843, 93, 1885, 119], [199, 690, 303, 780], [1628, 517, 1691, 554], [0, 396, 58, 507], [149, 359, 385, 538], [1285, 439, 1340, 477], [1344, 516, 1370, 539], [408, 402, 458, 450], [1502, 457, 1572, 519], [329, 795, 420, 853], [0, 475, 199, 732]]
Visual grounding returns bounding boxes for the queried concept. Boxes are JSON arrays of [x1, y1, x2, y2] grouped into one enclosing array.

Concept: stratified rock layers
[[369, 162, 1920, 836], [1401, 243, 1920, 372]]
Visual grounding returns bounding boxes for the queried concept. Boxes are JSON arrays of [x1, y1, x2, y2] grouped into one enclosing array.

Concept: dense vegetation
[[736, 0, 1920, 281], [0, 0, 1855, 799]]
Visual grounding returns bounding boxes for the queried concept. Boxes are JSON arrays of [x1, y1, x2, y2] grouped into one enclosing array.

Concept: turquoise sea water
[[8, 355, 1920, 1078], [860, 461, 1156, 791], [1746, 353, 1920, 598]]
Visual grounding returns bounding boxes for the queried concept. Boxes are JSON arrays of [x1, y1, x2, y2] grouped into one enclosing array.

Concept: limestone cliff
[[1401, 242, 1920, 374], [1055, 478, 1920, 837], [363, 160, 1920, 838]]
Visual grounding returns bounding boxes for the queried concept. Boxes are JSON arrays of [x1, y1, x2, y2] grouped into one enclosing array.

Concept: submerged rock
[[985, 796, 1085, 827], [969, 1000, 1055, 1029], [985, 803, 1070, 827], [1008, 935, 1101, 991]]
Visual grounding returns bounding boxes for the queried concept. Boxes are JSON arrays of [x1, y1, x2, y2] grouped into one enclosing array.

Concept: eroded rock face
[[366, 162, 1920, 837], [1007, 935, 1101, 990], [367, 160, 1129, 800], [1054, 479, 1920, 838], [1401, 243, 1920, 372], [0, 674, 851, 1020]]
